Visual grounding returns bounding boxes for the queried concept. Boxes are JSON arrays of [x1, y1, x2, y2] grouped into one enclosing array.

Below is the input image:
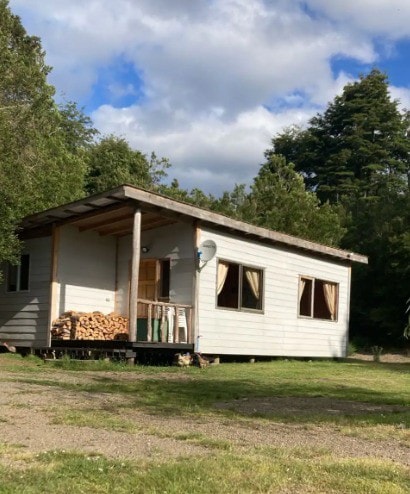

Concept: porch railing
[[136, 299, 193, 344]]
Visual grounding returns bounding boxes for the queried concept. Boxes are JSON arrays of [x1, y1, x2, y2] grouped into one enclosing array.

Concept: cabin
[[0, 185, 367, 360]]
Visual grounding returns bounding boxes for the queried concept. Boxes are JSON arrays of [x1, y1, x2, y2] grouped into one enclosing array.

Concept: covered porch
[[37, 188, 199, 349]]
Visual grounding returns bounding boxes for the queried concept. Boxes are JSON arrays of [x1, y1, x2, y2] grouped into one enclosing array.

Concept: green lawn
[[0, 354, 409, 493]]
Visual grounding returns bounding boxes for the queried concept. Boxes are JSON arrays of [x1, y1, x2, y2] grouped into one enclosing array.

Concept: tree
[[247, 154, 345, 246], [0, 0, 91, 271], [274, 69, 410, 204], [84, 136, 170, 195], [271, 69, 410, 346]]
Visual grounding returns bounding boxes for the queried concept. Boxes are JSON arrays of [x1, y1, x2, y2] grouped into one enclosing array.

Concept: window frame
[[298, 275, 339, 322], [215, 258, 264, 313], [6, 254, 30, 293]]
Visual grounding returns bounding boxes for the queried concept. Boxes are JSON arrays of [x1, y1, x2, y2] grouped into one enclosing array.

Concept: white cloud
[[8, 0, 410, 193], [305, 0, 410, 38], [92, 103, 315, 192]]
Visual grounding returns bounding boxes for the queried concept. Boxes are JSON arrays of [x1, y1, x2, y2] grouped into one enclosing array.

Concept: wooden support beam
[[47, 225, 60, 346], [128, 208, 142, 344], [192, 221, 201, 348]]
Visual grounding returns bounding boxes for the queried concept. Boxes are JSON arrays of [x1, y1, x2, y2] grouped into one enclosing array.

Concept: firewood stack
[[51, 311, 129, 341]]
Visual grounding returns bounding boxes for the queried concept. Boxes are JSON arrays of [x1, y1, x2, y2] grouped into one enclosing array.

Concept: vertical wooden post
[[147, 303, 152, 342], [192, 222, 201, 348], [345, 265, 352, 358], [128, 208, 141, 345], [174, 305, 180, 343], [47, 225, 60, 347]]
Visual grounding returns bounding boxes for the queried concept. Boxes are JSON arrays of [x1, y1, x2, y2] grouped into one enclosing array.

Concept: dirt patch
[[215, 396, 408, 416], [0, 360, 409, 468], [348, 352, 410, 364]]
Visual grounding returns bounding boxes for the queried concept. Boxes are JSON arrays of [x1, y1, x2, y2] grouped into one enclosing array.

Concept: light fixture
[[141, 246, 150, 253]]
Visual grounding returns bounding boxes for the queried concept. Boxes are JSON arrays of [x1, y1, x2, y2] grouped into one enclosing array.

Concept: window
[[7, 254, 30, 292], [298, 276, 338, 321], [217, 260, 263, 311], [159, 259, 170, 299]]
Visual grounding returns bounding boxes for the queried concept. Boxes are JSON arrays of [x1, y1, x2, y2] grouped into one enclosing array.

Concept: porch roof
[[21, 184, 368, 264]]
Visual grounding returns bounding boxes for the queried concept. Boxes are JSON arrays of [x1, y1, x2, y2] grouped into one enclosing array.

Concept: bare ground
[[0, 356, 409, 468]]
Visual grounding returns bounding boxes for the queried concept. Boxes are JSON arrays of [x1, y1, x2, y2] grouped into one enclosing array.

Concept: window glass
[[217, 261, 263, 311], [217, 262, 239, 309], [159, 259, 170, 299], [299, 278, 312, 317], [242, 267, 262, 310], [299, 276, 338, 321], [7, 255, 30, 292]]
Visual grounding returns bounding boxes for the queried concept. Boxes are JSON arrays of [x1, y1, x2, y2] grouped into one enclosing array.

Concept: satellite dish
[[198, 240, 217, 262]]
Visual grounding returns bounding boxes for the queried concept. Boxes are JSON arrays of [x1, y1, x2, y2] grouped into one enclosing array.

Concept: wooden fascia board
[[122, 186, 368, 264]]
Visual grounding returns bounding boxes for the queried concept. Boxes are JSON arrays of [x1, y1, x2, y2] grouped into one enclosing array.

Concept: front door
[[137, 259, 159, 317]]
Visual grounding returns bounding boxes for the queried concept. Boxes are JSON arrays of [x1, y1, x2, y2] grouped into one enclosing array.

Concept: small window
[[217, 260, 263, 311], [298, 276, 338, 321], [159, 259, 170, 299], [7, 254, 30, 292]]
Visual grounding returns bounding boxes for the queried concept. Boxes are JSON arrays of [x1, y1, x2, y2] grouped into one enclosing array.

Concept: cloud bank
[[9, 0, 410, 193]]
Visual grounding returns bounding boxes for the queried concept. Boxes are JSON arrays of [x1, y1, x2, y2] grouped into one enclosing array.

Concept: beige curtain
[[323, 282, 337, 320], [217, 261, 229, 295], [299, 278, 306, 303], [244, 268, 260, 299]]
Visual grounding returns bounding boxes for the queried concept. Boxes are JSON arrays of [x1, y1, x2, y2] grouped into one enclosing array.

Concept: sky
[[8, 0, 410, 195]]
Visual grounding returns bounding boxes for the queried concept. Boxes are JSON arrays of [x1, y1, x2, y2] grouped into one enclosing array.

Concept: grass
[[0, 449, 408, 494], [1, 354, 409, 493]]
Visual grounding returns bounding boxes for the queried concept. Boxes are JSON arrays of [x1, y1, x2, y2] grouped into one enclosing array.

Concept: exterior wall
[[197, 228, 351, 358], [0, 236, 52, 347], [115, 222, 195, 316], [56, 226, 117, 314]]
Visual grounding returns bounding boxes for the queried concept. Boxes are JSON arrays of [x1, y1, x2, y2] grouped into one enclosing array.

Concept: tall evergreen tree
[[271, 69, 410, 346], [274, 69, 410, 203], [248, 155, 345, 246]]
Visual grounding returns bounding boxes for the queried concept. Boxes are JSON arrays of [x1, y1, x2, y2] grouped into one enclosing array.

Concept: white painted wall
[[115, 222, 195, 315], [197, 228, 351, 358], [56, 226, 117, 314], [0, 236, 52, 347]]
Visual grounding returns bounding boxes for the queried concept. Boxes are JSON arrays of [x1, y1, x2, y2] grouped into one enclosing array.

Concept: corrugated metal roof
[[20, 184, 368, 264]]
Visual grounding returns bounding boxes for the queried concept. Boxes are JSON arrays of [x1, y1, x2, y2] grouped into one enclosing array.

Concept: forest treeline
[[1, 1, 409, 346]]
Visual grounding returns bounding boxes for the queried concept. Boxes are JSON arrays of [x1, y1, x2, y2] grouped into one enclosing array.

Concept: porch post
[[47, 224, 60, 347], [192, 221, 201, 349], [128, 207, 142, 343]]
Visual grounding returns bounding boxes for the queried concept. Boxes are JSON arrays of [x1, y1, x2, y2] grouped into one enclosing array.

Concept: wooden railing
[[137, 299, 193, 344]]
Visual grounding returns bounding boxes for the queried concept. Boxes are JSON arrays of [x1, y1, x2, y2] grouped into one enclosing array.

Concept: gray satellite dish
[[198, 240, 217, 262]]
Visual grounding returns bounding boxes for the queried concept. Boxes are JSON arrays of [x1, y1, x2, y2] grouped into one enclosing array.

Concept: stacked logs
[[51, 311, 129, 341]]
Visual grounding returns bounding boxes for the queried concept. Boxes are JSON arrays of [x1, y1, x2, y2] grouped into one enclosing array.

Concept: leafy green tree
[[248, 155, 345, 245], [0, 0, 91, 271], [84, 136, 170, 195]]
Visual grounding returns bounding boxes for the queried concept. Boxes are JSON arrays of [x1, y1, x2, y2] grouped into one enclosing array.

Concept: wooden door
[[137, 259, 159, 317]]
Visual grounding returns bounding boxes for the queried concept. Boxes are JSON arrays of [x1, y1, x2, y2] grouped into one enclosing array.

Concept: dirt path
[[1, 367, 409, 467]]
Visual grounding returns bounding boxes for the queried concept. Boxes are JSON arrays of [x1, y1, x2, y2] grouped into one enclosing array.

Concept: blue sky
[[9, 0, 410, 194]]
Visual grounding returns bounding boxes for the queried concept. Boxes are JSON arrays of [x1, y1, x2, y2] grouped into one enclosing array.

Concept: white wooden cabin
[[0, 185, 367, 358]]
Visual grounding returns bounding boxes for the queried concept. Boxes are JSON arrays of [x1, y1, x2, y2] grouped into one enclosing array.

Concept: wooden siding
[[115, 222, 195, 315], [56, 226, 117, 314], [197, 228, 350, 358], [0, 237, 52, 347]]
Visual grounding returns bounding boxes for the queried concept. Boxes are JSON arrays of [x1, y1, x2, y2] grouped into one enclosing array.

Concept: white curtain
[[217, 261, 229, 295], [244, 268, 260, 299], [323, 282, 337, 320]]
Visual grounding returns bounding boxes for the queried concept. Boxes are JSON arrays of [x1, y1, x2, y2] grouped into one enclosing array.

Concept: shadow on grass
[[343, 359, 410, 374], [16, 361, 410, 427]]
